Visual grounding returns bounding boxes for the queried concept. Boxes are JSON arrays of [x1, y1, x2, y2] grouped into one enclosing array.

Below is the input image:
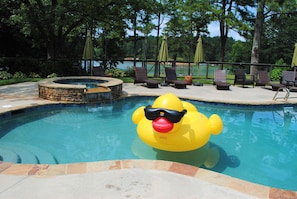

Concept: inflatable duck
[[132, 93, 223, 152]]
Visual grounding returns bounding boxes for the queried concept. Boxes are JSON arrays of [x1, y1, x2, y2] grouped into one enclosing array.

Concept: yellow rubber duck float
[[132, 93, 223, 152]]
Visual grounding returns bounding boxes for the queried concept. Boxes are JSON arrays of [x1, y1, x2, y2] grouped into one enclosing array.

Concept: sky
[[147, 20, 246, 41], [208, 21, 245, 41]]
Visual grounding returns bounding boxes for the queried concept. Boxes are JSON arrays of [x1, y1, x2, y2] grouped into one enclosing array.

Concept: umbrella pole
[[293, 66, 297, 85], [90, 60, 93, 76]]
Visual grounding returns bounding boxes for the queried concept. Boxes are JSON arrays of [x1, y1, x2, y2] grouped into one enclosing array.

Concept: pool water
[[0, 97, 297, 191], [54, 78, 107, 88]]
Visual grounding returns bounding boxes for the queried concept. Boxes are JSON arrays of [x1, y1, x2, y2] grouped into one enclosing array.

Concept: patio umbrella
[[291, 43, 297, 81], [158, 35, 169, 65], [194, 37, 204, 76], [82, 32, 94, 75]]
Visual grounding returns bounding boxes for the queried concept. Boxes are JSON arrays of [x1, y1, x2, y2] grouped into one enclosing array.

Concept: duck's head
[[144, 93, 187, 133]]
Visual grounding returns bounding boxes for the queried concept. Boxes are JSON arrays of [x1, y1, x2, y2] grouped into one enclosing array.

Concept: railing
[[88, 59, 291, 78], [0, 56, 292, 79]]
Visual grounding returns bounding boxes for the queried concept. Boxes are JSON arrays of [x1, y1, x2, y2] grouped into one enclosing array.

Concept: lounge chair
[[164, 67, 187, 89], [213, 70, 230, 90], [280, 71, 297, 87], [93, 67, 106, 76], [256, 71, 285, 91], [233, 69, 254, 88], [134, 67, 160, 88], [255, 71, 270, 87]]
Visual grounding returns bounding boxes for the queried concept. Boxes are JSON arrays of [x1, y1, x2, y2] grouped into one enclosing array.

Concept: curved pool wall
[[38, 76, 123, 103]]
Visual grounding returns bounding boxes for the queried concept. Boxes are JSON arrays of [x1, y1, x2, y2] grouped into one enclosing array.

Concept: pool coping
[[1, 82, 297, 198], [0, 160, 296, 198]]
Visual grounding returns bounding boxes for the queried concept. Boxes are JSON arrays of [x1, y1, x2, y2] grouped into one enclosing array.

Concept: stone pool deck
[[0, 82, 297, 199]]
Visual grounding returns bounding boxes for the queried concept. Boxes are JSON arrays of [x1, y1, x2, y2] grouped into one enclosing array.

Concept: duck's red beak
[[152, 117, 173, 133]]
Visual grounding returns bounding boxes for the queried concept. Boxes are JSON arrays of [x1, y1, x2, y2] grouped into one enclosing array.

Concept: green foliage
[[0, 78, 42, 86], [228, 41, 251, 63], [270, 68, 282, 81], [105, 68, 125, 77], [275, 58, 286, 65], [29, 72, 41, 78], [13, 71, 27, 79], [0, 57, 40, 75], [47, 73, 58, 78], [1, 0, 297, 70], [0, 71, 13, 80], [124, 66, 135, 77], [40, 59, 79, 77]]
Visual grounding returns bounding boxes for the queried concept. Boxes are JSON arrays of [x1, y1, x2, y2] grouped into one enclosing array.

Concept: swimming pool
[[0, 96, 296, 191]]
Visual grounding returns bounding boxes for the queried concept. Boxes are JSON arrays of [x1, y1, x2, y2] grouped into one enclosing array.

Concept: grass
[[0, 78, 43, 86]]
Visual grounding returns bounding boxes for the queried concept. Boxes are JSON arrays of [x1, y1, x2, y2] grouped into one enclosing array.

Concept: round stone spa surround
[[38, 76, 123, 102]]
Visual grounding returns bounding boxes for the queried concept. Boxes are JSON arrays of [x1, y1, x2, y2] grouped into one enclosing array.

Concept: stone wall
[[39, 86, 85, 102], [38, 77, 123, 103]]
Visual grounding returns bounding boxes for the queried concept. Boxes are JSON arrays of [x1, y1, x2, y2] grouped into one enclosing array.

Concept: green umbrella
[[194, 37, 204, 64], [291, 43, 297, 80], [194, 37, 204, 76], [158, 35, 168, 63], [82, 32, 94, 75]]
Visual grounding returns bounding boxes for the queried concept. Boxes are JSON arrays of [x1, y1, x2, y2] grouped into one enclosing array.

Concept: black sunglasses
[[144, 105, 187, 123]]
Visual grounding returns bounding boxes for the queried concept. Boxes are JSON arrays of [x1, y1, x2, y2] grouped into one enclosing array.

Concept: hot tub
[[38, 76, 123, 102]]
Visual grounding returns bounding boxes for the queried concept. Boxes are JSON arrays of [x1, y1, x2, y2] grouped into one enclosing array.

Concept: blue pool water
[[0, 96, 297, 191], [54, 78, 107, 88]]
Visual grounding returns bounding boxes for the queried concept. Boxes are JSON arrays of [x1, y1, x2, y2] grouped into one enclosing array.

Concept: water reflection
[[132, 138, 240, 172]]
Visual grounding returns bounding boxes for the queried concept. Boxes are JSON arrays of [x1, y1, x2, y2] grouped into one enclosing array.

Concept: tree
[[165, 0, 211, 62], [210, 0, 255, 69], [261, 9, 297, 64], [125, 0, 159, 66], [250, 0, 297, 74], [9, 0, 127, 60], [250, 0, 264, 75]]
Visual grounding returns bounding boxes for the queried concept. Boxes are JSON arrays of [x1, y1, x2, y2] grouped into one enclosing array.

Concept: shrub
[[271, 68, 282, 81], [47, 73, 58, 78], [0, 71, 13, 80], [13, 71, 27, 78], [125, 66, 135, 77], [29, 72, 41, 78], [105, 68, 125, 77]]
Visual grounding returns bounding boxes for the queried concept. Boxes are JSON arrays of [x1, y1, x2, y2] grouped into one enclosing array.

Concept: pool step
[[0, 147, 20, 163], [0, 142, 57, 164], [0, 144, 38, 163]]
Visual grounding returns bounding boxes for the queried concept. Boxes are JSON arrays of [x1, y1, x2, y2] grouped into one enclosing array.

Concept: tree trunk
[[250, 0, 265, 75], [154, 12, 161, 77], [218, 0, 232, 70], [133, 13, 137, 66], [219, 21, 227, 70]]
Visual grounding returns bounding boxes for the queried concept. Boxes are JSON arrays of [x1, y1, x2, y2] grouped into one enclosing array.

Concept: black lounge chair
[[233, 69, 254, 88], [164, 67, 187, 89], [256, 71, 285, 91], [134, 67, 160, 88], [214, 70, 230, 90], [93, 67, 106, 76]]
